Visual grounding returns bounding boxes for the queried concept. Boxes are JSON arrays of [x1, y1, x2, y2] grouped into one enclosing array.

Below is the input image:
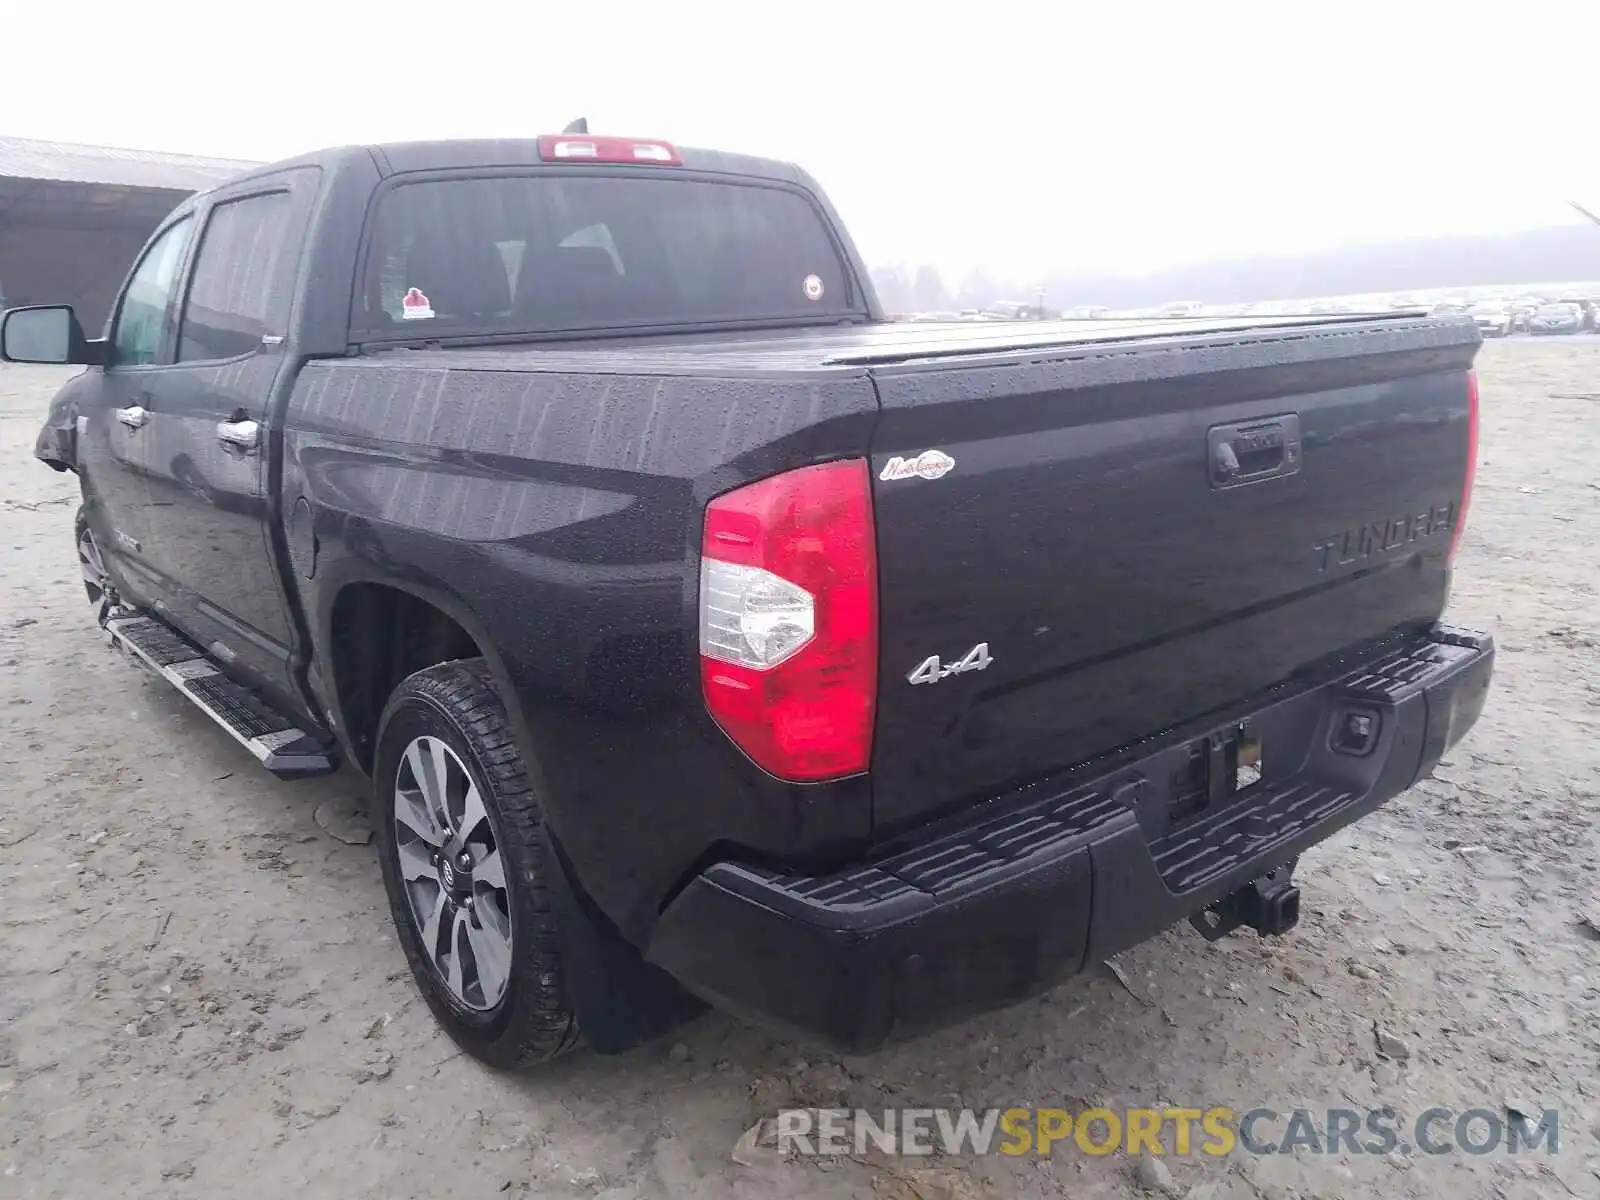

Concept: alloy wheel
[[392, 736, 514, 1011]]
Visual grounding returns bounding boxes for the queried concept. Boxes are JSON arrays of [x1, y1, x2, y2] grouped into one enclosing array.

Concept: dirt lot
[[1, 339, 1597, 1200]]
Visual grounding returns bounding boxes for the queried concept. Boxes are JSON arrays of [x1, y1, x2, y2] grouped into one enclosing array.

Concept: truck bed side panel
[[280, 359, 879, 939]]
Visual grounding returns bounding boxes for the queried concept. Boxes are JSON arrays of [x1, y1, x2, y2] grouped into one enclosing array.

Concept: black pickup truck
[[5, 132, 1493, 1068]]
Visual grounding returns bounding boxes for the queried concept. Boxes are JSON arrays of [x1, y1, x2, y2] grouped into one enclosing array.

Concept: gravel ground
[[1, 338, 1597, 1200]]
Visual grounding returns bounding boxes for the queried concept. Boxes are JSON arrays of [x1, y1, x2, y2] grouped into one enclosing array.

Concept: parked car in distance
[[1557, 298, 1599, 332], [1508, 298, 1543, 333], [1529, 302, 1584, 334], [979, 300, 1056, 320], [7, 131, 1493, 1068], [1467, 301, 1513, 337]]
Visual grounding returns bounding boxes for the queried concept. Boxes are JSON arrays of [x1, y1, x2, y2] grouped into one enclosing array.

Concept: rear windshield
[[356, 173, 858, 338]]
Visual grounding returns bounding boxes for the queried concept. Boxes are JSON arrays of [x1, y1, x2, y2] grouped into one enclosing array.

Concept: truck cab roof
[[209, 136, 814, 198]]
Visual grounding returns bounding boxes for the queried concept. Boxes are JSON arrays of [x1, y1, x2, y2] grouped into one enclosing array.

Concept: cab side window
[[177, 192, 297, 362], [111, 217, 194, 367]]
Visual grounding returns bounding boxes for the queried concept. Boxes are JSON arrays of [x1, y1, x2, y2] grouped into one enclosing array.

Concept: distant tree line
[[870, 264, 1018, 315], [871, 222, 1600, 315]]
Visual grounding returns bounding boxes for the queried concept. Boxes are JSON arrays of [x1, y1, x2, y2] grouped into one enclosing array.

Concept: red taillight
[[699, 459, 877, 782], [536, 134, 681, 166], [1449, 368, 1479, 563]]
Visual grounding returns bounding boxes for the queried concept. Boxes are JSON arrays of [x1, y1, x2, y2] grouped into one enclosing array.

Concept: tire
[[374, 659, 581, 1068], [75, 503, 109, 606]]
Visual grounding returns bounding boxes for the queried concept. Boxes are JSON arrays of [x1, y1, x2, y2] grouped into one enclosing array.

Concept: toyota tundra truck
[[5, 131, 1493, 1067]]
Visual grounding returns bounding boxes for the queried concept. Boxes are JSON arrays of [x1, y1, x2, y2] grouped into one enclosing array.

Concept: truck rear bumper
[[646, 625, 1493, 1052]]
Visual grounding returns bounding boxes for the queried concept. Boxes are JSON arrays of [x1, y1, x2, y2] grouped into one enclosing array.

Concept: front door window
[[111, 217, 194, 366]]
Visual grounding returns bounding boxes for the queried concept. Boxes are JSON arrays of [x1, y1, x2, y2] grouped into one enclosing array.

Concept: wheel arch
[[332, 576, 704, 1056], [316, 568, 533, 779]]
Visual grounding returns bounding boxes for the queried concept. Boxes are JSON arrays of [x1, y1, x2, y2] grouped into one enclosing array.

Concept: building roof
[[0, 134, 260, 191]]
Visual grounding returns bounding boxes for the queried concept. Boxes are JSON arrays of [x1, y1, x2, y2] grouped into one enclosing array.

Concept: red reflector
[[1449, 369, 1479, 563], [536, 134, 681, 166], [699, 460, 877, 782]]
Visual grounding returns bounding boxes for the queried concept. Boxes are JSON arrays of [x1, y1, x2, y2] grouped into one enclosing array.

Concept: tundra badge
[[880, 450, 955, 482], [908, 642, 993, 685]]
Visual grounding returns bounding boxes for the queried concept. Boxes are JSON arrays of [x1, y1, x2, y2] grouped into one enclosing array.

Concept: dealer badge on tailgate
[[880, 449, 955, 482]]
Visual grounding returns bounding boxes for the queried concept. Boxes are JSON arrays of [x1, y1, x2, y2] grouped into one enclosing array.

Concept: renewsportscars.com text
[[774, 1106, 1561, 1158]]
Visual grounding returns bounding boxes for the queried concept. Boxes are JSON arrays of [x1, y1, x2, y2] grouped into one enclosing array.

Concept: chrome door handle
[[216, 418, 260, 451], [116, 405, 148, 429]]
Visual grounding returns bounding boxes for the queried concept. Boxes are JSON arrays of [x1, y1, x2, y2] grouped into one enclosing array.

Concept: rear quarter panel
[[280, 358, 879, 939]]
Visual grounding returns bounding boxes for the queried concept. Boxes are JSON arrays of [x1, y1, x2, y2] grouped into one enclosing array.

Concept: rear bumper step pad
[[647, 624, 1494, 1051], [105, 614, 336, 779]]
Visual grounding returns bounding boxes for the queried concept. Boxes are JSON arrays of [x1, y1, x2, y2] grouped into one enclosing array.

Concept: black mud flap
[[544, 833, 707, 1054]]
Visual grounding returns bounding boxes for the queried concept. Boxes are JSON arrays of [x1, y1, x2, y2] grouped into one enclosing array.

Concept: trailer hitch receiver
[[1189, 860, 1301, 942]]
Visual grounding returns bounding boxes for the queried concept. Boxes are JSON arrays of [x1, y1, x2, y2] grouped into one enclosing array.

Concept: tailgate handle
[[1208, 415, 1301, 488]]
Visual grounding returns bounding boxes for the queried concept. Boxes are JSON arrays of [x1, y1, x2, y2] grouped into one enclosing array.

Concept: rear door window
[[178, 191, 298, 362], [356, 173, 858, 337]]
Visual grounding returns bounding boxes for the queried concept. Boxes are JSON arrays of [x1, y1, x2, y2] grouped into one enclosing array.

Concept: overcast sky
[[6, 1, 1592, 280]]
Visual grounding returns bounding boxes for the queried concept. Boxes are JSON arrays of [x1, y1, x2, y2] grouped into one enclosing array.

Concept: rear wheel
[[374, 659, 580, 1068]]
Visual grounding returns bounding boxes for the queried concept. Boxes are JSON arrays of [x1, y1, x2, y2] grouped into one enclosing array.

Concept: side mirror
[[0, 305, 105, 366]]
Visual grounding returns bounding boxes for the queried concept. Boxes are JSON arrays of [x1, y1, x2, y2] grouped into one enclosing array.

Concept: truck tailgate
[[861, 317, 1480, 833]]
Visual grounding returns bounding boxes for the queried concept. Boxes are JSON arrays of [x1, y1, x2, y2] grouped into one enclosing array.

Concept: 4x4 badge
[[908, 642, 993, 685], [880, 449, 955, 482]]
